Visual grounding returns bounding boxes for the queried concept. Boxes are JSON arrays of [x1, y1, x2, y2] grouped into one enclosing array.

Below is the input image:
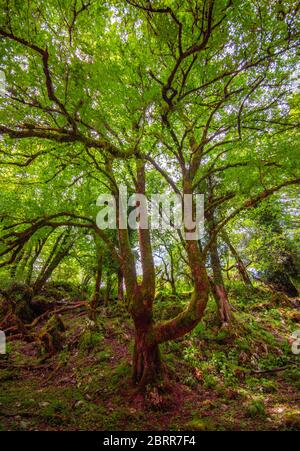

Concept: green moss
[[110, 362, 131, 385], [185, 418, 216, 431], [261, 379, 278, 393], [245, 399, 266, 418], [96, 350, 111, 362], [203, 374, 218, 389], [183, 375, 198, 388], [79, 330, 103, 352], [41, 400, 70, 424], [0, 369, 17, 382]]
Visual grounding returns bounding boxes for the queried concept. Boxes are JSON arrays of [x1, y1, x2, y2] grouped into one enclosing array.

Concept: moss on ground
[[0, 284, 299, 431]]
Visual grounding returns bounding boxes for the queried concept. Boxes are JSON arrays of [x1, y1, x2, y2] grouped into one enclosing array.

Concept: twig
[[248, 363, 299, 375]]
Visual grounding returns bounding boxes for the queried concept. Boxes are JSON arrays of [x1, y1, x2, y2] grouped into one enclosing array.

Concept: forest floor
[[0, 284, 300, 431]]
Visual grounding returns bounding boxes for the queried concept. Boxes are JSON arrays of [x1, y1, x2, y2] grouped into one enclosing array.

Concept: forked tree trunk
[[110, 159, 210, 391]]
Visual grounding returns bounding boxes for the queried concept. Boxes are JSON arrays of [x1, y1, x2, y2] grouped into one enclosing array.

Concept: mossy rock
[[284, 413, 300, 430], [290, 311, 300, 323], [79, 329, 103, 352], [261, 379, 278, 393], [185, 418, 216, 431], [96, 350, 111, 362], [31, 295, 56, 315], [38, 314, 66, 356], [6, 283, 34, 323], [0, 293, 10, 319], [41, 281, 84, 301]]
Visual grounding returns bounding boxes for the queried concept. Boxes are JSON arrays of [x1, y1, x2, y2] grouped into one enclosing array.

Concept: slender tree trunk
[[26, 234, 49, 285], [82, 273, 92, 290], [33, 230, 72, 293], [222, 230, 252, 285], [207, 177, 232, 326], [104, 272, 112, 306], [169, 250, 177, 296], [10, 248, 26, 281], [89, 246, 103, 320], [94, 258, 103, 305], [210, 241, 232, 326], [153, 174, 209, 343], [117, 267, 124, 301]]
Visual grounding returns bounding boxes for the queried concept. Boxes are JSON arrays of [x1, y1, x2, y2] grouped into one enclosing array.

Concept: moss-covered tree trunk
[[207, 177, 232, 326], [131, 297, 161, 387], [89, 242, 103, 321], [33, 229, 72, 293], [132, 332, 162, 387], [210, 240, 232, 326], [111, 160, 209, 390], [117, 267, 124, 301], [221, 230, 252, 286]]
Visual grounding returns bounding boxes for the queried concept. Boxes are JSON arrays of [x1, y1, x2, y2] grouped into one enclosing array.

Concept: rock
[[75, 400, 85, 408], [290, 312, 300, 323], [39, 401, 50, 407], [238, 351, 249, 365], [7, 283, 34, 323], [38, 314, 65, 357], [20, 420, 30, 430]]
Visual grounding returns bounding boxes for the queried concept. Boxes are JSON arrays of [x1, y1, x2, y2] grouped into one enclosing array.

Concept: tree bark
[[221, 230, 252, 285], [132, 331, 162, 387], [33, 229, 72, 293], [154, 174, 209, 343], [110, 160, 209, 389], [26, 234, 50, 285], [206, 177, 232, 326], [210, 240, 232, 326], [10, 248, 26, 281], [104, 272, 112, 306], [89, 244, 103, 320], [117, 267, 124, 301]]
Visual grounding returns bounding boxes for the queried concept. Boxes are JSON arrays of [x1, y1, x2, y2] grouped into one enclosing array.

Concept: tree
[[0, 0, 299, 389]]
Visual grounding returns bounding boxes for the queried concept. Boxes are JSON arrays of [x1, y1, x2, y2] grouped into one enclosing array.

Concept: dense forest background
[[0, 0, 299, 431]]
